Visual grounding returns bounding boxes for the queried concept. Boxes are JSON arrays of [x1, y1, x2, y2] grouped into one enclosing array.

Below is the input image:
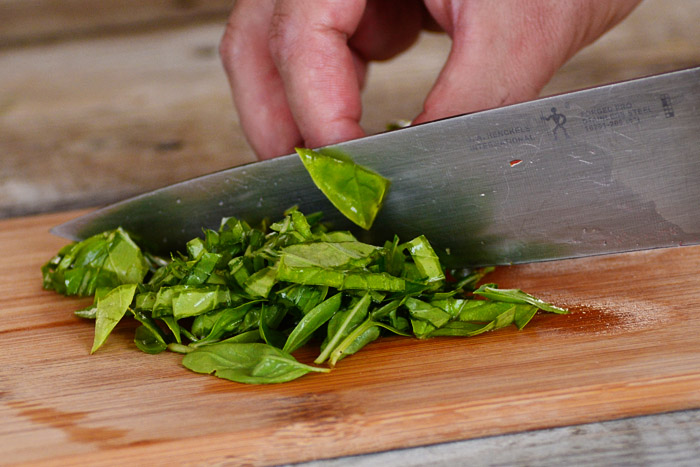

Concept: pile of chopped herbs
[[41, 148, 567, 384]]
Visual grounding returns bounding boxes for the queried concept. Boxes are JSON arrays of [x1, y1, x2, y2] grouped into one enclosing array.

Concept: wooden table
[[2, 1, 699, 465]]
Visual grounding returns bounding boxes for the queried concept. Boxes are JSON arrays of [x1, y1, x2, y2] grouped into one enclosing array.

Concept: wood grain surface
[[2, 211, 699, 466]]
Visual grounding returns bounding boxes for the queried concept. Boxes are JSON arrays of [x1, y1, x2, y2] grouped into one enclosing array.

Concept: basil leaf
[[404, 297, 452, 328], [315, 293, 372, 364], [161, 316, 182, 344], [453, 266, 495, 291], [74, 287, 112, 319], [296, 147, 390, 229], [277, 258, 404, 291], [134, 325, 167, 354], [42, 228, 148, 296], [513, 304, 539, 330], [283, 293, 342, 353], [277, 284, 329, 314], [404, 235, 445, 283], [379, 236, 405, 277], [194, 301, 262, 347], [131, 309, 168, 346], [171, 286, 231, 319], [280, 242, 379, 269], [473, 284, 568, 314], [258, 304, 287, 349], [91, 284, 137, 354], [328, 318, 381, 366], [428, 304, 519, 338], [218, 329, 262, 344], [242, 266, 277, 298], [182, 343, 329, 384], [370, 298, 404, 321], [182, 252, 221, 285]]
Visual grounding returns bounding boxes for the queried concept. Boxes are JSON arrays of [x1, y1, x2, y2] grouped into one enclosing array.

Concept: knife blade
[[52, 67, 700, 267]]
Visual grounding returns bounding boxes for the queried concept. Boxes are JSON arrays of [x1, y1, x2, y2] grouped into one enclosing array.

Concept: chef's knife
[[52, 67, 700, 267]]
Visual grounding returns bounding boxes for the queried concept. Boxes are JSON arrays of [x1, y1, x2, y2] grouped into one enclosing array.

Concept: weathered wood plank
[[0, 0, 232, 47], [1, 0, 699, 219], [293, 410, 700, 467]]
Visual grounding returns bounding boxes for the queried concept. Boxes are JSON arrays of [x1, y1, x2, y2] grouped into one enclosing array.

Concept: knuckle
[[219, 18, 246, 73], [267, 9, 297, 64]]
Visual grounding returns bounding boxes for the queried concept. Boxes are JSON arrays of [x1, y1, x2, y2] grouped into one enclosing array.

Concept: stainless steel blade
[[52, 67, 700, 267]]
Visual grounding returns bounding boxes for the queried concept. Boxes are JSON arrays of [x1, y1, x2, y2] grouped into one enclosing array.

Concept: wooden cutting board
[[2, 211, 699, 466]]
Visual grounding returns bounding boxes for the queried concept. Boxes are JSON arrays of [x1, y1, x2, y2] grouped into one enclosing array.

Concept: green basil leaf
[[182, 252, 221, 285], [161, 315, 182, 344], [411, 319, 436, 339], [428, 305, 518, 338], [171, 286, 231, 319], [131, 309, 167, 345], [404, 235, 445, 283], [315, 293, 371, 364], [369, 298, 404, 321], [452, 266, 495, 291], [91, 284, 137, 354], [513, 304, 539, 330], [280, 242, 379, 269], [404, 297, 452, 328], [186, 237, 206, 260], [42, 228, 148, 296], [194, 301, 262, 347], [277, 257, 404, 291], [379, 236, 405, 276], [74, 286, 112, 319], [242, 266, 277, 298], [283, 293, 342, 353], [216, 329, 262, 344], [296, 147, 390, 229], [182, 342, 329, 384], [134, 325, 167, 354], [328, 318, 381, 366], [473, 284, 568, 314], [259, 304, 287, 349], [277, 284, 329, 314]]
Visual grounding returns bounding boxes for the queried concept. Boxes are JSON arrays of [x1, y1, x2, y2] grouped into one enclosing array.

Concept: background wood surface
[[1, 211, 700, 465], [1, 0, 699, 218]]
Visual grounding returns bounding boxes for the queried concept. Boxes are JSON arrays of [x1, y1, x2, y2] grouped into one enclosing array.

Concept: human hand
[[220, 0, 641, 160]]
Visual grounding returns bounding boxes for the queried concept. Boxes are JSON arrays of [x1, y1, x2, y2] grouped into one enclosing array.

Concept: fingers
[[220, 0, 301, 159], [267, 0, 370, 152], [222, 0, 640, 159], [349, 0, 427, 61], [414, 0, 641, 124], [222, 0, 434, 159]]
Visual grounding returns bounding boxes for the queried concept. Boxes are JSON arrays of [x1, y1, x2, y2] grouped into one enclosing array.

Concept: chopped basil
[[42, 152, 568, 384]]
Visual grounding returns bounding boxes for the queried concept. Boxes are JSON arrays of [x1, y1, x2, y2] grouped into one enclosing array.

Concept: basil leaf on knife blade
[[295, 147, 390, 229]]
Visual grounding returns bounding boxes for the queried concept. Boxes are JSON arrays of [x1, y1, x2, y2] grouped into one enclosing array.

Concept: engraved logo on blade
[[542, 107, 569, 140]]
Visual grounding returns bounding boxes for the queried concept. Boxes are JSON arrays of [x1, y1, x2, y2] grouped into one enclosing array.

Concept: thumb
[[414, 0, 639, 124]]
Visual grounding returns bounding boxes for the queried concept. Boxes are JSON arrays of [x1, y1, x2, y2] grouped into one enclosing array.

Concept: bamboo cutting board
[[2, 211, 700, 466]]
